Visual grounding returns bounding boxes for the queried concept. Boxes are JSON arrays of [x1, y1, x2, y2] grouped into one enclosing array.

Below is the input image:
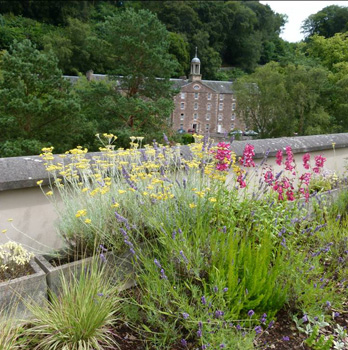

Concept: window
[[219, 94, 224, 101], [180, 113, 185, 121], [181, 92, 186, 99], [217, 123, 222, 133], [219, 103, 223, 111], [180, 123, 184, 129], [218, 114, 223, 121], [194, 102, 198, 110], [193, 113, 198, 121], [207, 93, 212, 100], [232, 103, 236, 111], [181, 102, 185, 110], [193, 84, 200, 90], [207, 103, 211, 111], [231, 123, 235, 130], [194, 92, 199, 99], [205, 124, 210, 131], [206, 113, 211, 121], [231, 113, 236, 121]]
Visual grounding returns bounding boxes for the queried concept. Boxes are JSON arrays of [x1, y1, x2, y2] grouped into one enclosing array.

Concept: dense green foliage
[[0, 1, 348, 155], [302, 5, 348, 39], [0, 40, 90, 157]]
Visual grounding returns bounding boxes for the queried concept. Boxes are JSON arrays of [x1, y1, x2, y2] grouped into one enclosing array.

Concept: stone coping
[[1, 133, 347, 191]]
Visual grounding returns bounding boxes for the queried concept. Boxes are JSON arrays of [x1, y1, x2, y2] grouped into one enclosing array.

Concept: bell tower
[[189, 47, 202, 82]]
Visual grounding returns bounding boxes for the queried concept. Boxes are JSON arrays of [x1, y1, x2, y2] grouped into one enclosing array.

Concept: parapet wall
[[1, 133, 347, 192], [0, 133, 347, 252]]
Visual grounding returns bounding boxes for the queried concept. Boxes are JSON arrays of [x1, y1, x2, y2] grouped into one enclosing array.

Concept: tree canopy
[[0, 40, 90, 156], [302, 5, 348, 39]]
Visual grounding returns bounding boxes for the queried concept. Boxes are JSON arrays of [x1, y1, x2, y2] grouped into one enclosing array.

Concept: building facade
[[170, 51, 243, 134], [64, 51, 243, 135]]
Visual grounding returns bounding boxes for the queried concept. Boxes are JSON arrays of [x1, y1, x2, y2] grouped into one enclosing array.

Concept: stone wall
[[1, 133, 347, 252]]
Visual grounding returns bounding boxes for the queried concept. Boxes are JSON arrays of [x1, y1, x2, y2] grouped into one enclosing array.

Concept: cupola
[[189, 47, 202, 82]]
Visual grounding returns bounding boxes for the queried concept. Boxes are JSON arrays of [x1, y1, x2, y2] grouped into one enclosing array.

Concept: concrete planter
[[35, 251, 135, 298], [0, 259, 47, 319]]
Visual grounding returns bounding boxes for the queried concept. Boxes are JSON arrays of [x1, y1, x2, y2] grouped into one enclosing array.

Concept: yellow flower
[[118, 190, 126, 194], [2, 229, 7, 234], [7, 218, 13, 222], [37, 180, 43, 185], [82, 188, 88, 193], [189, 203, 197, 209], [209, 197, 217, 202], [112, 203, 120, 208], [75, 209, 87, 218], [84, 218, 91, 224], [143, 191, 149, 196], [46, 191, 53, 196]]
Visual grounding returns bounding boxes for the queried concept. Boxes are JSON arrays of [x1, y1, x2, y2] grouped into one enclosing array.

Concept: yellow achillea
[[189, 203, 197, 209], [2, 229, 7, 234], [209, 197, 217, 202], [46, 191, 53, 196], [37, 180, 43, 185], [75, 209, 87, 218], [84, 218, 92, 224], [118, 190, 126, 194]]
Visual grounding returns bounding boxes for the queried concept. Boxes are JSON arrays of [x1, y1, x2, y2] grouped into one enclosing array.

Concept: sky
[[260, 1, 348, 42]]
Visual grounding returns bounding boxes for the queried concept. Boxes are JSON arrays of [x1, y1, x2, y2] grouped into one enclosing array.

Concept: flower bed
[[15, 133, 345, 349]]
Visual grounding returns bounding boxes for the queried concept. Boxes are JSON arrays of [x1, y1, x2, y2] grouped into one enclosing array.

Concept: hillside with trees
[[0, 1, 347, 156]]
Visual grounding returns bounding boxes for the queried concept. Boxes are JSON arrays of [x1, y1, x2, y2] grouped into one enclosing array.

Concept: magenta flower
[[214, 142, 232, 171], [264, 170, 274, 185], [302, 153, 311, 169], [240, 144, 255, 167], [276, 150, 283, 165], [285, 146, 295, 172]]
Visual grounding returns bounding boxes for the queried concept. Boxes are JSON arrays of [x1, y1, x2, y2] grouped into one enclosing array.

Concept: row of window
[[181, 92, 236, 102], [179, 123, 235, 132], [180, 102, 236, 111], [180, 113, 236, 121]]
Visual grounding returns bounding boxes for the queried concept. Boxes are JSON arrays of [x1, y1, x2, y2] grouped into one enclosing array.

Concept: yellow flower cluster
[[75, 209, 87, 218]]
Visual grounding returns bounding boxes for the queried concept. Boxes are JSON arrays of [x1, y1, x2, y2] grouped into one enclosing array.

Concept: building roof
[[63, 74, 234, 94], [169, 78, 234, 94], [201, 80, 233, 94]]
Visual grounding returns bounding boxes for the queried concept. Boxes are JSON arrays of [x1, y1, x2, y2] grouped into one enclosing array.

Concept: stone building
[[170, 50, 243, 135], [64, 50, 243, 135]]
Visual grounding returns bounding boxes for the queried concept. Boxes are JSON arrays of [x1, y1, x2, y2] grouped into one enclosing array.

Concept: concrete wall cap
[[0, 133, 347, 191]]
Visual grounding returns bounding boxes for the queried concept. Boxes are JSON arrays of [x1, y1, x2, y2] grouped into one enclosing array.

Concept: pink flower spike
[[240, 144, 255, 168], [302, 153, 311, 170], [276, 150, 283, 166]]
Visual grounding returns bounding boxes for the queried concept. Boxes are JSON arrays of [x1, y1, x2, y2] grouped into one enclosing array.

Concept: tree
[[99, 8, 177, 97], [234, 62, 290, 138], [234, 62, 333, 138], [43, 17, 113, 75], [305, 33, 348, 70], [283, 64, 332, 135], [168, 32, 190, 77], [75, 8, 177, 145], [0, 40, 91, 157], [302, 5, 348, 39]]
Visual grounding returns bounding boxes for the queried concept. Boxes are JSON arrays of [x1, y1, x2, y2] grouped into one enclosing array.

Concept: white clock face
[[193, 85, 200, 90]]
